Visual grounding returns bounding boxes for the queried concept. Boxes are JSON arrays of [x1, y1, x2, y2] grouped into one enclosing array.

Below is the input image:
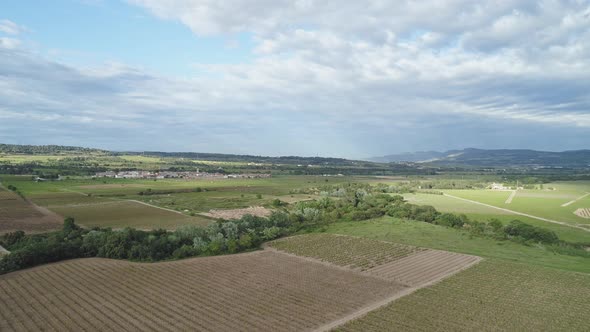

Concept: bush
[[504, 220, 559, 244]]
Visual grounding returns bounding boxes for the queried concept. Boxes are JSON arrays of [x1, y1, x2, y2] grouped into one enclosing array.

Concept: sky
[[0, 0, 589, 158]]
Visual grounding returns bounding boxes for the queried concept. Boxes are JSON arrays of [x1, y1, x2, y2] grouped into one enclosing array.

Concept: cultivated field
[[269, 234, 480, 287], [0, 235, 482, 331], [48, 200, 210, 230], [270, 234, 427, 271], [0, 175, 357, 230], [0, 187, 62, 234], [337, 259, 590, 331]]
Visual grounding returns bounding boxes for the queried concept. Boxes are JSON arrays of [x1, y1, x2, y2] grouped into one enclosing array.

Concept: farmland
[[401, 180, 590, 243], [0, 185, 61, 234], [48, 200, 210, 230], [0, 175, 353, 230], [337, 259, 590, 331], [0, 235, 480, 332], [443, 181, 590, 229]]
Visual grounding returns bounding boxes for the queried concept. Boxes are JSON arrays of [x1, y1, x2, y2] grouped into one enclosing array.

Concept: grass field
[[443, 181, 590, 229], [337, 259, 590, 331], [403, 192, 590, 243], [49, 200, 210, 229]]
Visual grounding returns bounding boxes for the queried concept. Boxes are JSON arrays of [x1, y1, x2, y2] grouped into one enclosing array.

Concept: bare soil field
[[0, 250, 406, 332], [202, 206, 272, 220], [0, 190, 62, 234], [575, 208, 590, 219]]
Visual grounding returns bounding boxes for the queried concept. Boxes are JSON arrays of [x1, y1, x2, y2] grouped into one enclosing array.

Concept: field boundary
[[562, 192, 590, 207], [263, 243, 396, 283], [312, 255, 483, 332], [126, 199, 188, 216], [443, 193, 590, 232]]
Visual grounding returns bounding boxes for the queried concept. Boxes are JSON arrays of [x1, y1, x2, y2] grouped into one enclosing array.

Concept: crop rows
[[0, 250, 406, 331], [366, 250, 481, 286], [336, 259, 590, 331], [270, 234, 426, 270], [575, 208, 590, 219], [0, 190, 62, 234]]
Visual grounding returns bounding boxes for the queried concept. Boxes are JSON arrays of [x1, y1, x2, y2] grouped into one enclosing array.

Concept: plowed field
[[0, 234, 482, 332], [0, 189, 62, 234]]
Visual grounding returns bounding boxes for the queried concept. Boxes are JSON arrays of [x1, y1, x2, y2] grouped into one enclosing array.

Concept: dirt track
[[562, 193, 590, 207]]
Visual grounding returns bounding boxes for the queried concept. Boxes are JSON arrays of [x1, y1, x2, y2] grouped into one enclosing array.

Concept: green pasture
[[444, 182, 590, 228], [403, 192, 590, 243]]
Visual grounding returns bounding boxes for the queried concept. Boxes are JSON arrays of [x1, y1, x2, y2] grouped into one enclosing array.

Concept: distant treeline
[[0, 144, 107, 155]]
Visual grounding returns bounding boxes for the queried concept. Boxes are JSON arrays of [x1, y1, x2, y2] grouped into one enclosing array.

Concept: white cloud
[[1, 1, 590, 155], [0, 19, 25, 35], [0, 37, 21, 49]]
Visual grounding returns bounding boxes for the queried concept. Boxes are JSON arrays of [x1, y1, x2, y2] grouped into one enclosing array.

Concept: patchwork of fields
[[0, 234, 479, 332], [0, 175, 348, 230]]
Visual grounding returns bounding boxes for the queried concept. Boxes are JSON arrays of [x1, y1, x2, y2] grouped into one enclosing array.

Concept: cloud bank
[[1, 1, 589, 157]]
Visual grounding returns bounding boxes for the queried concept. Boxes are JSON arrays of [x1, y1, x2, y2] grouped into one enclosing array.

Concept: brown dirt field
[[575, 208, 590, 219], [366, 250, 481, 286], [0, 250, 407, 332], [202, 206, 272, 219], [0, 190, 63, 234]]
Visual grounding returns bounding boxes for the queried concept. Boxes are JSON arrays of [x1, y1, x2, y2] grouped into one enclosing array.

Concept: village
[[93, 170, 271, 180]]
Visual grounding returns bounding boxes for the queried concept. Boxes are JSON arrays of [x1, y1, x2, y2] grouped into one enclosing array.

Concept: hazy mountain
[[371, 148, 590, 168]]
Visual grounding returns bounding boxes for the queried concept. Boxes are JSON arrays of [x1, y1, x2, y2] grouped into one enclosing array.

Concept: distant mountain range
[[370, 148, 590, 168]]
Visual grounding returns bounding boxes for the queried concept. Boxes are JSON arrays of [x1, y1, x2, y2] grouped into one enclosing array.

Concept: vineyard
[[336, 259, 590, 331], [269, 234, 426, 270], [0, 234, 484, 331], [0, 250, 405, 331], [0, 188, 61, 234], [269, 234, 480, 287]]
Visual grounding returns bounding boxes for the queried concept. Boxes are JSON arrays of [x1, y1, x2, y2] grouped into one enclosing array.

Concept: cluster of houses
[[488, 182, 524, 190], [93, 171, 271, 180]]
